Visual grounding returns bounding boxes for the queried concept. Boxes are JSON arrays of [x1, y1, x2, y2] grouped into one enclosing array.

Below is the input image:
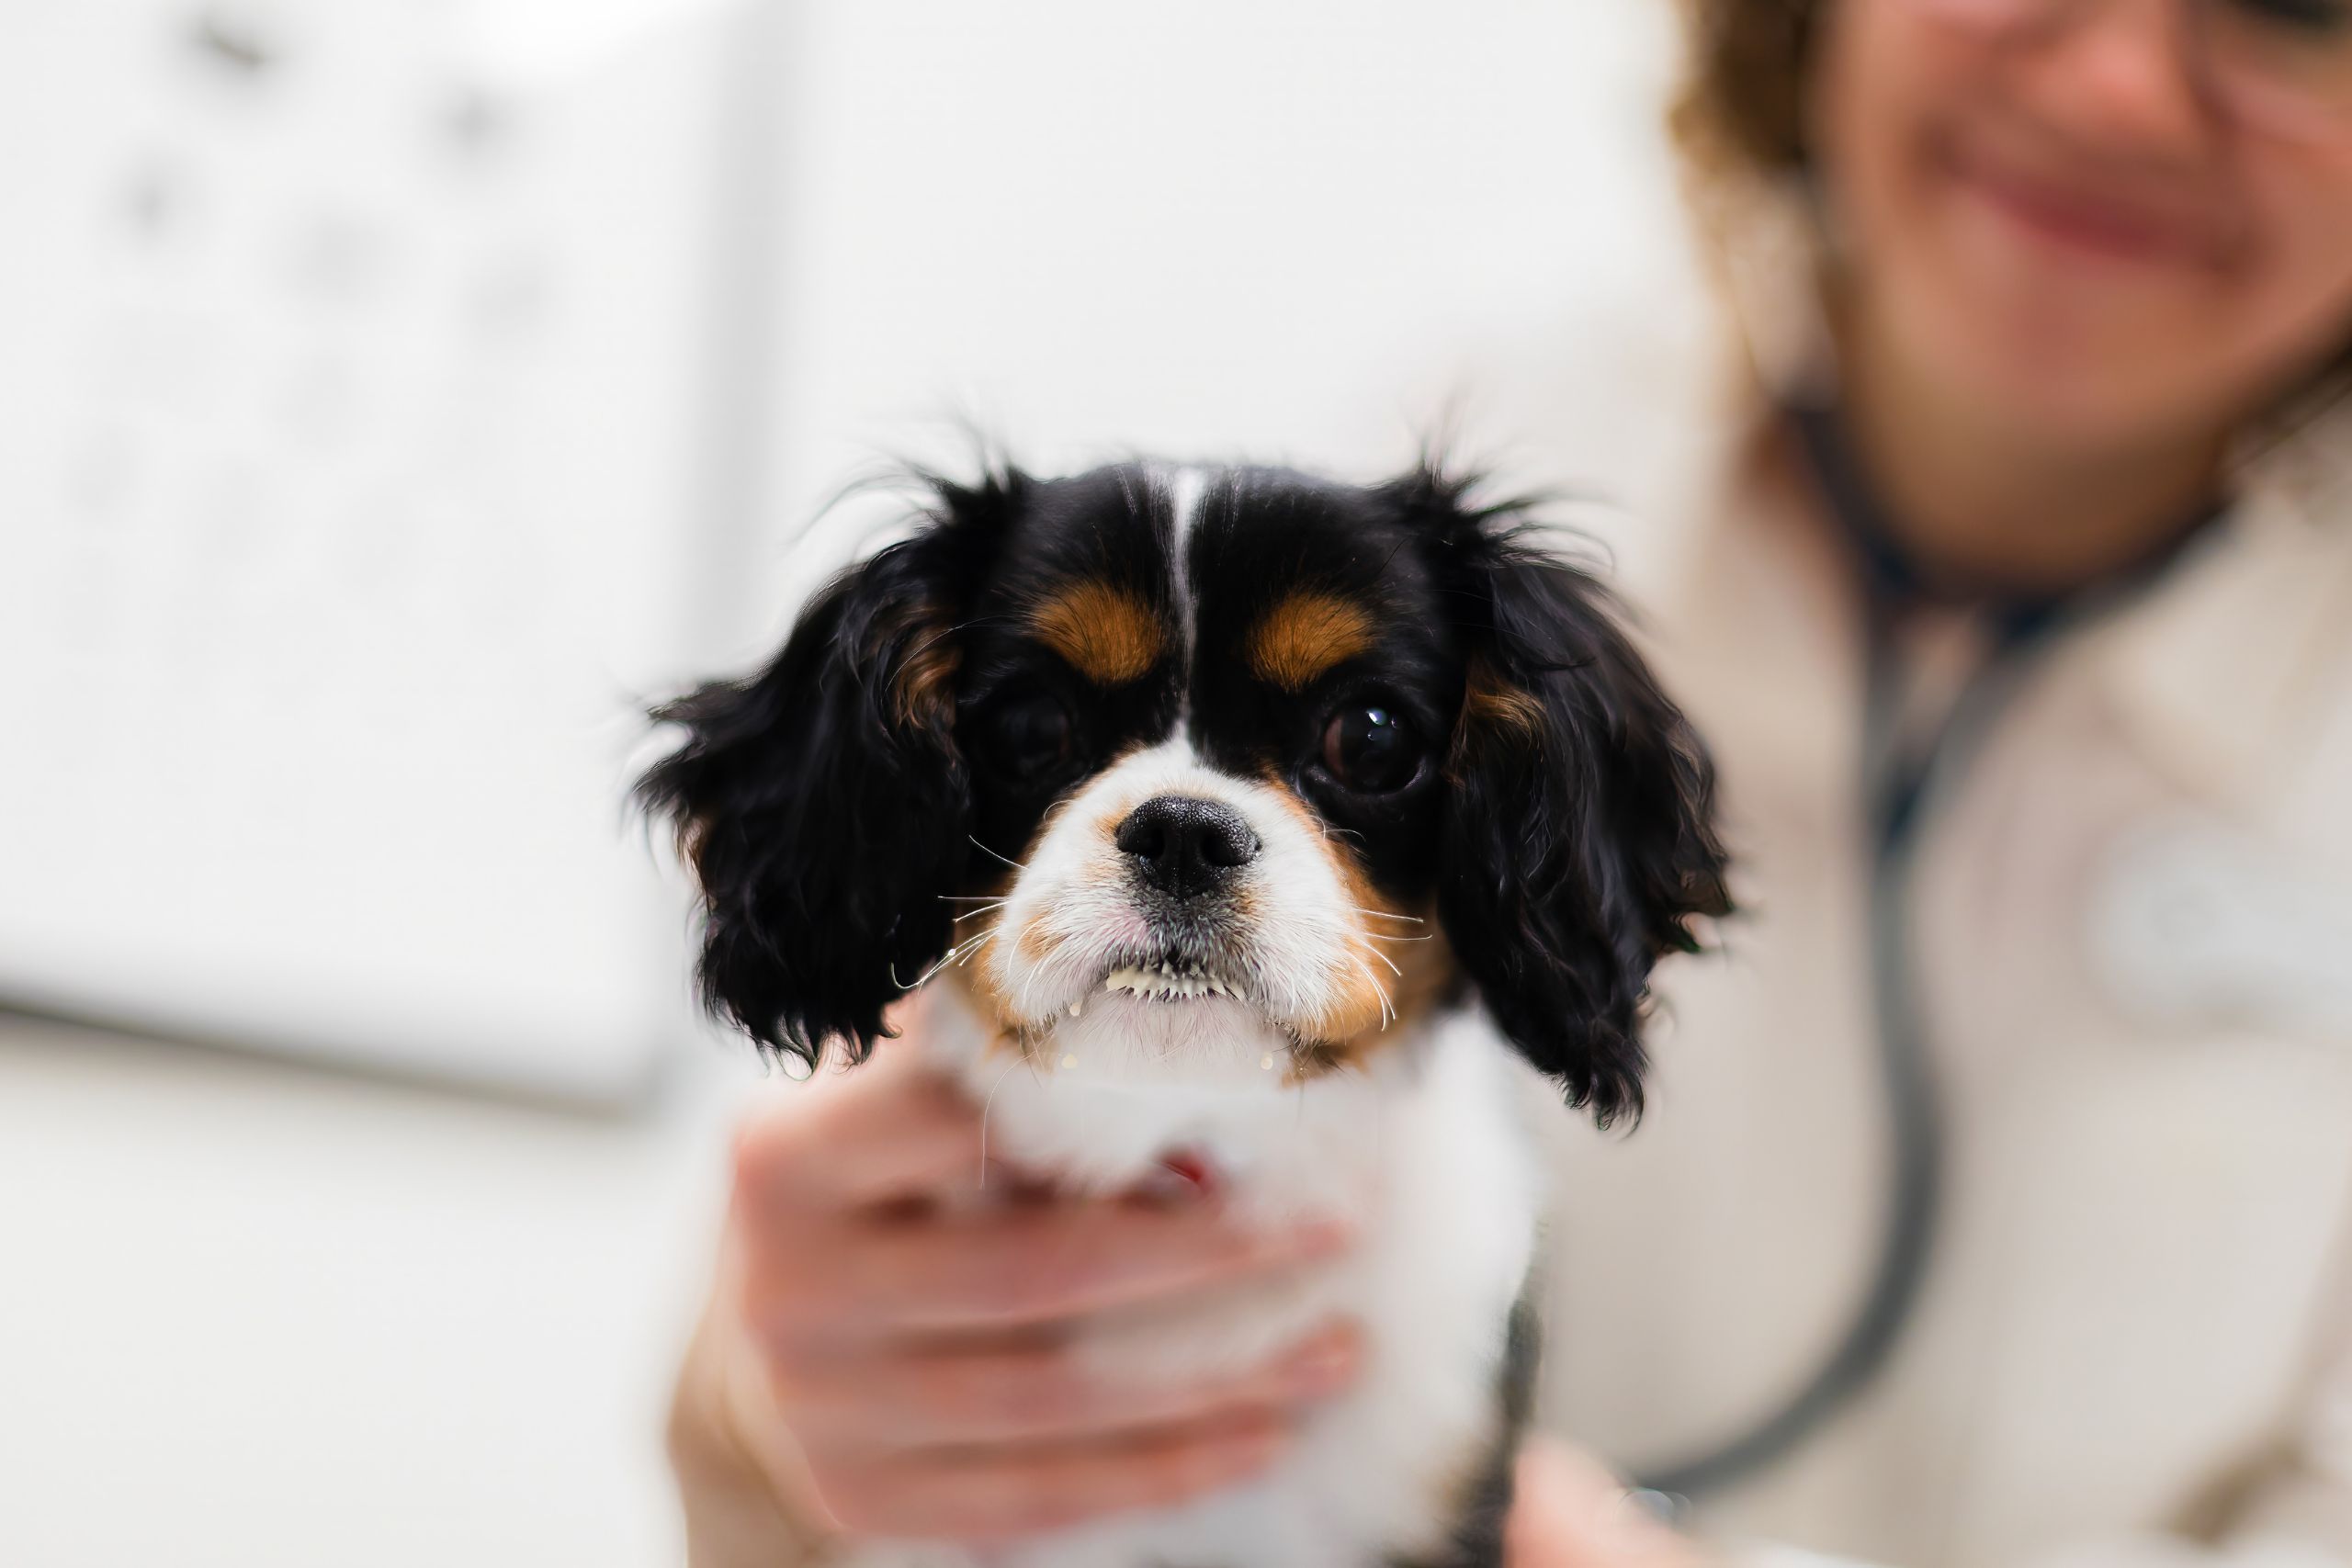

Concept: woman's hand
[[1507, 1440, 1709, 1568], [680, 1010, 1363, 1549]]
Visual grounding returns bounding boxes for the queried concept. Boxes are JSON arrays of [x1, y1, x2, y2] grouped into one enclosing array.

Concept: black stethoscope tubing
[[1630, 401, 2213, 1505]]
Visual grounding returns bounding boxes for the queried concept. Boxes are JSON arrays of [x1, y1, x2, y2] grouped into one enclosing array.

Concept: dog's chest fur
[[837, 995, 1544, 1568]]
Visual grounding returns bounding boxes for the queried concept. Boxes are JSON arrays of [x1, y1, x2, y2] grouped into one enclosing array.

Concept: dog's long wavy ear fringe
[[636, 473, 1021, 1070], [1393, 464, 1732, 1126]]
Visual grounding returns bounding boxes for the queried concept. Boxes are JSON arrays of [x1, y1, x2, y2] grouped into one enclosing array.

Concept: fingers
[[813, 1406, 1296, 1543], [733, 1046, 996, 1212], [780, 1319, 1364, 1447], [736, 1067, 1356, 1344], [1506, 1440, 1701, 1568], [710, 1023, 1374, 1545], [796, 1201, 1354, 1335]]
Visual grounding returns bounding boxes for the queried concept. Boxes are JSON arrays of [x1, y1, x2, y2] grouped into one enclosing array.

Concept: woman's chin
[[1886, 265, 2217, 454]]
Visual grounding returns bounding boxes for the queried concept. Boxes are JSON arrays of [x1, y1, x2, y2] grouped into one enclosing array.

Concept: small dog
[[642, 460, 1729, 1568]]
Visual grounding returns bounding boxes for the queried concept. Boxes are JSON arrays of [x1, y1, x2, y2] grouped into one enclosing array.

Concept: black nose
[[1114, 795, 1261, 900]]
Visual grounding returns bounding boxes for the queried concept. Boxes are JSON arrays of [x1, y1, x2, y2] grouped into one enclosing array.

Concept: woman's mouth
[[1943, 139, 2214, 269]]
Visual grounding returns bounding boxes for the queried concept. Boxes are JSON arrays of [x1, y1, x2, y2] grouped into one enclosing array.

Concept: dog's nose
[[1114, 795, 1261, 900]]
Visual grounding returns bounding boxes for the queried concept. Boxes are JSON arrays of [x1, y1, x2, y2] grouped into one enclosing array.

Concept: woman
[[666, 0, 2352, 1562]]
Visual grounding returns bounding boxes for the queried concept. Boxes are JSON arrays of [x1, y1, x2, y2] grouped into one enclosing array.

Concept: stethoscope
[[1630, 400, 2218, 1506]]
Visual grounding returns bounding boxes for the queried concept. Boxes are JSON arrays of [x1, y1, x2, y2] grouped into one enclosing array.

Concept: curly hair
[[1670, 0, 1822, 190]]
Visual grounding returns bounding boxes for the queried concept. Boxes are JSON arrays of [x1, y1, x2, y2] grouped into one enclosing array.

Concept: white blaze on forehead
[[1154, 463, 1216, 739], [983, 736, 1375, 1036], [1157, 464, 1213, 664]]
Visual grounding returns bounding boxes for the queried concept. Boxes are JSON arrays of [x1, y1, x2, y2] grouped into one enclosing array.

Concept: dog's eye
[[978, 692, 1075, 783], [1320, 704, 1421, 794]]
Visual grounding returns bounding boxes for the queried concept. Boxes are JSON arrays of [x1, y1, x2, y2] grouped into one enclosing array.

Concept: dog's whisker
[[1348, 953, 1396, 1030], [892, 953, 956, 990], [969, 836, 1032, 872], [974, 1050, 1027, 1189], [945, 926, 997, 962]]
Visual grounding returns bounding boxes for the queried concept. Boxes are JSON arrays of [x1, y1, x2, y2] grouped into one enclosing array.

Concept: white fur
[[983, 738, 1390, 1066], [1159, 465, 1212, 656], [840, 740, 1549, 1568]]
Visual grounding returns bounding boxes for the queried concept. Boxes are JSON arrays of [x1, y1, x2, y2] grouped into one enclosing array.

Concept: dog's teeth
[[1098, 964, 1243, 1002], [1066, 999, 1082, 1018]]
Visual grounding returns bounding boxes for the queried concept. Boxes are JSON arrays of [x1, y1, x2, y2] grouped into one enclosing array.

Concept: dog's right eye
[[976, 692, 1076, 784], [1320, 701, 1423, 795]]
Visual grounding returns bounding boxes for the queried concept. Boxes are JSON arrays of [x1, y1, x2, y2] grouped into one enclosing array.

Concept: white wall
[[736, 0, 1721, 650]]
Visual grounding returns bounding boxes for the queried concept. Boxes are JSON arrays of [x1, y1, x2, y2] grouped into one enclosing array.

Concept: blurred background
[[0, 4, 1714, 1562]]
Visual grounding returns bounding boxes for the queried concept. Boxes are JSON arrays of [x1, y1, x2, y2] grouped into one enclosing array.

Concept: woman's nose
[[2014, 0, 2215, 159]]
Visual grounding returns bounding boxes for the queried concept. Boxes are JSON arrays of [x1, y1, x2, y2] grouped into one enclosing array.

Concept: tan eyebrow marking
[[1462, 657, 1544, 738], [1026, 580, 1162, 686], [1246, 591, 1377, 692], [887, 606, 960, 729]]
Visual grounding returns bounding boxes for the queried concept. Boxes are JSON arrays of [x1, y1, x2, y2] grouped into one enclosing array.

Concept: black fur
[[634, 475, 1020, 1068], [1395, 466, 1733, 1127], [1392, 1281, 1546, 1568]]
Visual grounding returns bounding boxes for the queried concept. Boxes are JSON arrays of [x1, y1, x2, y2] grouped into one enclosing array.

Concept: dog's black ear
[[1395, 467, 1731, 1126], [637, 476, 1018, 1070]]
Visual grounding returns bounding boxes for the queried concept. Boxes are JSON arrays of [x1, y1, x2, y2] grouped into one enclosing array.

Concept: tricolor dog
[[641, 460, 1730, 1568]]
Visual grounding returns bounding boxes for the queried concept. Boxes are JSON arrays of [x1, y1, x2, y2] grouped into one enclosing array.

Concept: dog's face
[[641, 463, 1728, 1122]]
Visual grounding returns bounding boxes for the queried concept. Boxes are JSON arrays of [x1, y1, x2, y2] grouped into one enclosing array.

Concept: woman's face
[[1812, 0, 2352, 450]]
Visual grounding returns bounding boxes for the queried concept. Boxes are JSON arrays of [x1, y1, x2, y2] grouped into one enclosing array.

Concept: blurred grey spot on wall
[[0, 0, 784, 1102]]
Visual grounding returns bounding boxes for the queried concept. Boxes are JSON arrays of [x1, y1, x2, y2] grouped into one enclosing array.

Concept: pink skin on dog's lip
[[1940, 135, 2219, 268]]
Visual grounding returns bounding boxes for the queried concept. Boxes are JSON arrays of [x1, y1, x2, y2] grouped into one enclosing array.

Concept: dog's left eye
[[977, 692, 1076, 783], [1320, 703, 1422, 794]]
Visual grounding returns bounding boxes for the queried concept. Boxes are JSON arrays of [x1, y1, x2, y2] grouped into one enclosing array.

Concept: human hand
[[685, 1008, 1363, 1548], [1507, 1439, 1709, 1568]]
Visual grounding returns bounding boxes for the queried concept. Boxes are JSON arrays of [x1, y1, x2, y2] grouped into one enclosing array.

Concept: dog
[[640, 459, 1730, 1568]]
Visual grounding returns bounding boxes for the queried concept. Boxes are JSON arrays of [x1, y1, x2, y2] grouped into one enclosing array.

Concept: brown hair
[[1670, 0, 1822, 195]]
